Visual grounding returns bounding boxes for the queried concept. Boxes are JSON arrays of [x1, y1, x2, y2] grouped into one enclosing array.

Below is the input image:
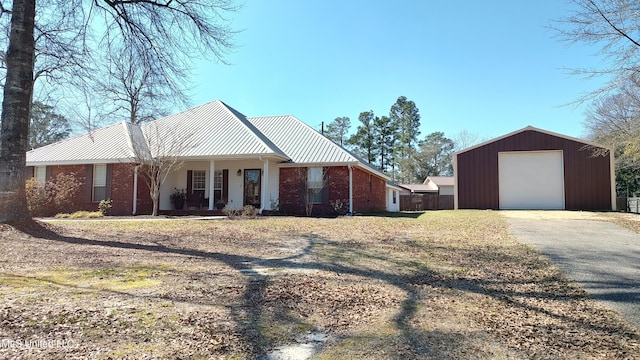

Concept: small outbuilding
[[453, 126, 616, 210]]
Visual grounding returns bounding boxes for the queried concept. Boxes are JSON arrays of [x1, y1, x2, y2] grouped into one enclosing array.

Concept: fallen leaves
[[0, 212, 637, 359]]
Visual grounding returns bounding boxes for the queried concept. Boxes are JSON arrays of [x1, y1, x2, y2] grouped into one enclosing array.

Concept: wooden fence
[[620, 197, 640, 213], [400, 193, 454, 211]]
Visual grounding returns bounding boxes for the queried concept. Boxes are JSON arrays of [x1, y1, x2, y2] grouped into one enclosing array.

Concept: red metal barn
[[453, 127, 616, 210]]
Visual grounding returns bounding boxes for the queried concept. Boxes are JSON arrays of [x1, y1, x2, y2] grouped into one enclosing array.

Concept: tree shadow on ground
[[356, 211, 425, 219]]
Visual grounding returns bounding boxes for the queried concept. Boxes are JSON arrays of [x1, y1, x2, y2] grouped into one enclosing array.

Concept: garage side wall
[[456, 130, 612, 210]]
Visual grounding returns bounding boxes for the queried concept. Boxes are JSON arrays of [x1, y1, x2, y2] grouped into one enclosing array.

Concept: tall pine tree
[[324, 116, 351, 146], [348, 111, 377, 164], [373, 115, 397, 174], [389, 96, 421, 183]]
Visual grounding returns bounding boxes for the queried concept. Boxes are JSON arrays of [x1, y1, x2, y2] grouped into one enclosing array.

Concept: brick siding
[[279, 165, 386, 216], [28, 163, 146, 216]]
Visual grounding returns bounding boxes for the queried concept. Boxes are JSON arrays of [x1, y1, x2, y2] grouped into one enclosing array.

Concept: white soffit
[[498, 151, 565, 210]]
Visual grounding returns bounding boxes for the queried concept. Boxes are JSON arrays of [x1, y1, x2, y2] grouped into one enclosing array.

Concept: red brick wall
[[27, 163, 148, 216], [351, 166, 386, 213], [110, 163, 135, 215], [279, 165, 386, 216], [279, 167, 306, 215], [135, 171, 154, 215]]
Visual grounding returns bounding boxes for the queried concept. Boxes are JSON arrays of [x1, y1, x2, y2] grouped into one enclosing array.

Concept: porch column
[[261, 158, 269, 213], [348, 164, 353, 214], [209, 160, 215, 210]]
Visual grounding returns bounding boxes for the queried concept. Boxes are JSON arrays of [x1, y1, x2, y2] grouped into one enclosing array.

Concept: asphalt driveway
[[505, 214, 640, 330]]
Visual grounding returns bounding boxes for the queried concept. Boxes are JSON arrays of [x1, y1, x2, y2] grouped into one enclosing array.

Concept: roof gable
[[424, 176, 454, 187], [454, 126, 609, 156], [142, 100, 288, 159]]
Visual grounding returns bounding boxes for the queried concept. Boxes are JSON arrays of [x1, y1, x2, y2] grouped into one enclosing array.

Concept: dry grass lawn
[[0, 211, 638, 359]]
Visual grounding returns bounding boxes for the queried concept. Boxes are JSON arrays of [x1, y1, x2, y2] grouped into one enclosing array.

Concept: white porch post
[[208, 160, 215, 210], [261, 158, 269, 213], [132, 165, 140, 215], [348, 164, 353, 215]]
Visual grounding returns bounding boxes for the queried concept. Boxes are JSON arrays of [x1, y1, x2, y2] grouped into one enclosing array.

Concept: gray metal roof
[[25, 100, 390, 181], [142, 100, 289, 159], [26, 122, 136, 165], [248, 115, 358, 164], [248, 115, 390, 180]]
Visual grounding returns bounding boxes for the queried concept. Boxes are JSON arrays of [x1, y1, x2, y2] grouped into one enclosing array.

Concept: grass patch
[[54, 211, 104, 219]]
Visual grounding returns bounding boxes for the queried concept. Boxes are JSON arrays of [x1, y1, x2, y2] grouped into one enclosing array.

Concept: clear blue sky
[[192, 0, 609, 142]]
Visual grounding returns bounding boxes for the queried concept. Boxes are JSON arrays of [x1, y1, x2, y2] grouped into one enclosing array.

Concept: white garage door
[[498, 151, 565, 210]]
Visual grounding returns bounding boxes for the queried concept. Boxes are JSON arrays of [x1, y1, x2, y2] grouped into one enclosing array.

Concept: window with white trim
[[93, 164, 107, 202], [393, 190, 397, 204], [34, 166, 46, 184], [192, 170, 206, 192], [308, 167, 325, 204], [213, 170, 223, 202]]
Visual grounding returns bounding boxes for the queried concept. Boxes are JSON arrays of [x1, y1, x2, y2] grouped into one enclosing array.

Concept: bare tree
[[131, 122, 195, 216], [289, 167, 329, 216], [554, 0, 640, 102], [584, 75, 640, 159], [452, 129, 482, 153], [0, 0, 237, 223], [98, 44, 183, 125]]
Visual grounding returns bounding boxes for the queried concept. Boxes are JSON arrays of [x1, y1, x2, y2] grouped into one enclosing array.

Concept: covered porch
[[156, 158, 280, 213]]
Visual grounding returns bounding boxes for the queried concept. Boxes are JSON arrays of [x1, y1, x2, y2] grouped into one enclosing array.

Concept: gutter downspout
[[132, 165, 140, 215], [348, 164, 353, 215]]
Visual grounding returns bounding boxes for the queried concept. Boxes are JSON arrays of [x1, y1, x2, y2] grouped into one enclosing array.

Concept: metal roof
[[26, 122, 136, 165], [26, 100, 390, 181], [248, 115, 358, 164], [399, 184, 437, 193], [424, 176, 454, 187], [248, 115, 390, 180], [142, 100, 289, 159]]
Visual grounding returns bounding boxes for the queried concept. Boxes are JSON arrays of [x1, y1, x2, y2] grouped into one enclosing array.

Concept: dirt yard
[[0, 211, 638, 359]]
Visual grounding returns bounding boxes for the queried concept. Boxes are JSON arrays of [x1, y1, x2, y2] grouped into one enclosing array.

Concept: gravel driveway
[[504, 213, 640, 330]]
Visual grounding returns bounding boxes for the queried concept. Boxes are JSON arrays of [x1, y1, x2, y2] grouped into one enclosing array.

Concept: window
[[393, 190, 397, 204], [308, 167, 325, 204], [93, 164, 107, 202], [34, 166, 46, 184], [192, 170, 206, 192], [213, 170, 223, 202]]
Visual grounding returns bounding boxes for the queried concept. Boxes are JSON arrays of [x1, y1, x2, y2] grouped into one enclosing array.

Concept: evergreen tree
[[389, 96, 421, 182], [324, 116, 351, 146], [373, 115, 397, 174], [348, 111, 377, 164], [414, 131, 455, 180], [29, 102, 71, 149]]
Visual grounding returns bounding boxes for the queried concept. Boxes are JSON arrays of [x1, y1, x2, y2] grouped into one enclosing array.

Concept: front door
[[244, 169, 261, 208]]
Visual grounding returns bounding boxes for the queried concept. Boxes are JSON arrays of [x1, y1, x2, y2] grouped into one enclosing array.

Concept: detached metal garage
[[454, 126, 616, 210]]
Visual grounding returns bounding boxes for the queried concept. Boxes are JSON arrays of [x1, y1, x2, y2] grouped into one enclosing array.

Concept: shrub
[[223, 205, 259, 219], [25, 178, 50, 216], [48, 173, 81, 212], [99, 199, 113, 215], [26, 173, 82, 216], [330, 199, 348, 215], [242, 205, 259, 218]]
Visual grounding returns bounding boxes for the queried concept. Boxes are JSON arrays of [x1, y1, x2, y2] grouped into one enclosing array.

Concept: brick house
[[26, 100, 398, 216]]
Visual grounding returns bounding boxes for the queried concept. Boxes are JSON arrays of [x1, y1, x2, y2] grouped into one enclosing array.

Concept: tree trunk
[[151, 184, 160, 216], [0, 0, 36, 223]]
